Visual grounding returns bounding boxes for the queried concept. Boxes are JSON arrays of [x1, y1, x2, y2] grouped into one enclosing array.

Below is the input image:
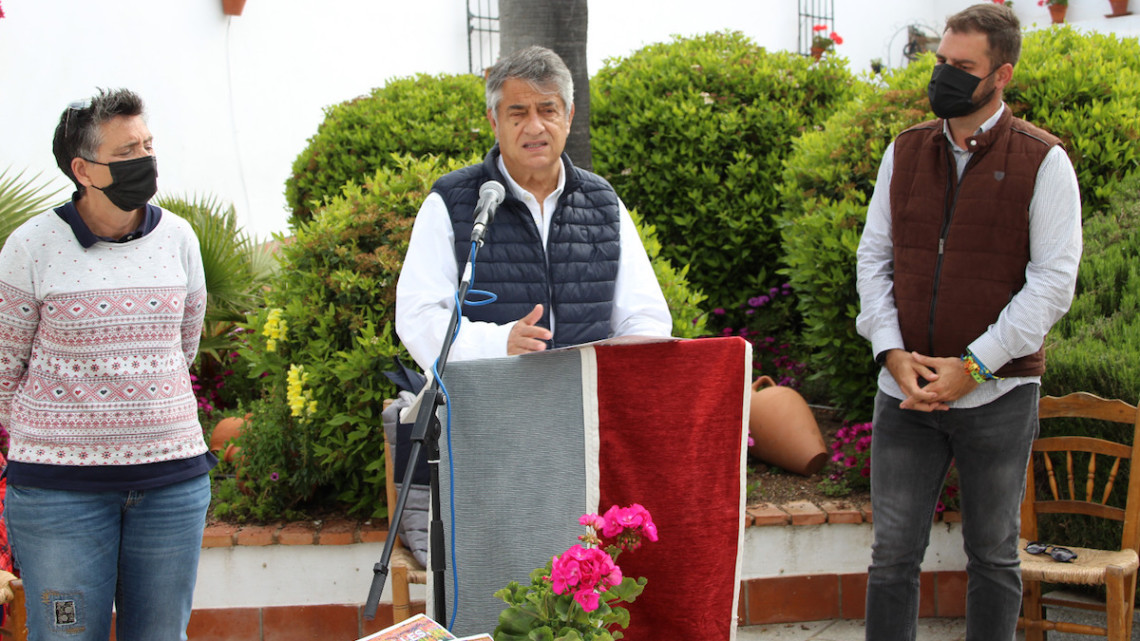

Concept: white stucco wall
[[2, 1, 1137, 242]]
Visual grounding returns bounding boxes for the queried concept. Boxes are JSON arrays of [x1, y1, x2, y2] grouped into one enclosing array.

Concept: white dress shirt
[[396, 155, 672, 373], [856, 103, 1083, 408]]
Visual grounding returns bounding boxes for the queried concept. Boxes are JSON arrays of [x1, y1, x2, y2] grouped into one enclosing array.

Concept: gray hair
[[485, 45, 574, 122], [52, 88, 146, 194]]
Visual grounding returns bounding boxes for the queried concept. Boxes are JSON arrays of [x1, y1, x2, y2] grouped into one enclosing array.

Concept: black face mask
[[927, 63, 997, 120], [86, 155, 158, 212]]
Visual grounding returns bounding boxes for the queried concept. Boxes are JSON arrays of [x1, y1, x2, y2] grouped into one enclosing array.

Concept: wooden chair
[[0, 574, 27, 640], [1018, 392, 1140, 640], [382, 399, 428, 624]]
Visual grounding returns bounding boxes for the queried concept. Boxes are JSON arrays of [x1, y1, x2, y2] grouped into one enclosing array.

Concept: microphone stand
[[365, 239, 485, 625]]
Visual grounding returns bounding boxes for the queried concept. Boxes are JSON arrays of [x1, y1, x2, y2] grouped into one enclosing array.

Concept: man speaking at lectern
[[396, 46, 671, 372]]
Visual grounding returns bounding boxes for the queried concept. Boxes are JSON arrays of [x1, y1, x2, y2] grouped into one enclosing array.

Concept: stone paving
[[738, 618, 966, 640]]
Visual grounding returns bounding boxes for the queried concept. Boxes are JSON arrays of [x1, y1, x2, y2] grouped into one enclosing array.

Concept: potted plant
[[493, 504, 658, 640], [810, 25, 844, 60], [1108, 0, 1131, 16], [1038, 0, 1069, 23]]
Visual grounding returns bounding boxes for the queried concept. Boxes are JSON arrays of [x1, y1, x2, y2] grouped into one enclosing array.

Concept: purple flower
[[769, 287, 780, 297], [713, 308, 726, 315], [270, 472, 279, 481]]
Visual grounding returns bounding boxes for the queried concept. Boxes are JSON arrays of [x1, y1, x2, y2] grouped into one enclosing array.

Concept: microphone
[[470, 180, 506, 244]]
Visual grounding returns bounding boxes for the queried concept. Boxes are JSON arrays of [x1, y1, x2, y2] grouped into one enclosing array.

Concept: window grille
[[798, 0, 836, 57], [468, 0, 499, 76]]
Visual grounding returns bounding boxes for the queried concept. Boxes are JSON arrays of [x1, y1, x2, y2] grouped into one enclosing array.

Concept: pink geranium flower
[[551, 545, 623, 612], [579, 513, 605, 530]]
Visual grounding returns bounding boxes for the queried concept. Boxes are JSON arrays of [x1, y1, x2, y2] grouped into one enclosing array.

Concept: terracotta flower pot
[[810, 46, 825, 61], [223, 443, 242, 464], [1108, 0, 1130, 16], [1048, 3, 1067, 23], [209, 413, 251, 453], [748, 376, 828, 476], [222, 0, 247, 16]]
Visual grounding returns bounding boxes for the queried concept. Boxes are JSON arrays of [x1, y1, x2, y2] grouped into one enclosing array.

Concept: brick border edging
[[201, 503, 963, 548], [184, 571, 967, 640], [739, 571, 968, 625], [201, 518, 390, 548], [193, 507, 969, 640]]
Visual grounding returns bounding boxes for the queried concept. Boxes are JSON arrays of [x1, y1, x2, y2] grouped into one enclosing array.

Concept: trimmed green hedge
[[1042, 172, 1140, 414], [590, 30, 858, 312], [285, 74, 494, 226]]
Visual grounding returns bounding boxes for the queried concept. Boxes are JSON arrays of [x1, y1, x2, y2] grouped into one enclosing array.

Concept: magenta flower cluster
[[549, 504, 659, 612], [550, 545, 623, 612], [191, 365, 236, 418], [827, 422, 873, 483], [710, 283, 806, 388]]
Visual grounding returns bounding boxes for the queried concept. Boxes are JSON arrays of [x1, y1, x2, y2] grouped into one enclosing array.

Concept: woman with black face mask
[[0, 88, 213, 641]]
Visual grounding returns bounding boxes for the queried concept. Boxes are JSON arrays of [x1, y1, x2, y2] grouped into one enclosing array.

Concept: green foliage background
[[590, 31, 858, 312], [228, 154, 474, 519], [285, 74, 494, 226]]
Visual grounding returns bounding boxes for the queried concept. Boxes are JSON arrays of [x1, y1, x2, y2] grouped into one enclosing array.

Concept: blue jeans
[[865, 385, 1038, 641], [5, 474, 211, 641]]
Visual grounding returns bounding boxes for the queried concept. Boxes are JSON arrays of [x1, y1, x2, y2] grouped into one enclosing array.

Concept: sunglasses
[[64, 99, 91, 139], [1025, 541, 1078, 563]]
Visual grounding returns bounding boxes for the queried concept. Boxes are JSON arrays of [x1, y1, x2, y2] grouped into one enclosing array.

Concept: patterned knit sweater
[[0, 208, 208, 466]]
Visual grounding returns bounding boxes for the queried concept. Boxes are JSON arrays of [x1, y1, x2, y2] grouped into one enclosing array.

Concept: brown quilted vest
[[890, 107, 1060, 378]]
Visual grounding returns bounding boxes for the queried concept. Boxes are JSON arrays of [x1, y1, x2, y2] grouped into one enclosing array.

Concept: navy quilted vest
[[434, 146, 620, 348]]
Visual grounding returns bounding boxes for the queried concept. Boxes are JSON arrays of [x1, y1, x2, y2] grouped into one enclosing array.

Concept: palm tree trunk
[[498, 0, 592, 171]]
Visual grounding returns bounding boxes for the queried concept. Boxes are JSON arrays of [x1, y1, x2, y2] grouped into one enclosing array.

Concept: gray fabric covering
[[381, 390, 429, 567], [438, 351, 587, 636]]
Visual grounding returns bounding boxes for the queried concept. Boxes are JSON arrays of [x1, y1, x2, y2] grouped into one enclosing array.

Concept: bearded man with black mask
[[854, 4, 1082, 639], [0, 88, 212, 640]]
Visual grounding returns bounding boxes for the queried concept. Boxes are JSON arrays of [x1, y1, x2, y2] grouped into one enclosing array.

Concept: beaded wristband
[[961, 351, 998, 384]]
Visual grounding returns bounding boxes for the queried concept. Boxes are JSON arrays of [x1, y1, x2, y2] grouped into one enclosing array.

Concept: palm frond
[[155, 192, 271, 319], [155, 193, 273, 364], [0, 167, 65, 246]]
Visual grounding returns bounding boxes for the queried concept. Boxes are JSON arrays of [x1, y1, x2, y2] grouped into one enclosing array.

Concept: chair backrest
[[382, 399, 399, 534], [1021, 392, 1140, 554]]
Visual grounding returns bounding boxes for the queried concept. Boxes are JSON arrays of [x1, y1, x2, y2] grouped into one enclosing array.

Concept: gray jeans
[[865, 384, 1039, 641]]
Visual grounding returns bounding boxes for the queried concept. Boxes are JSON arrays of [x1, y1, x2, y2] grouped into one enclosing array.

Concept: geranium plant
[[493, 504, 658, 641], [812, 25, 844, 51], [1038, 0, 1067, 6]]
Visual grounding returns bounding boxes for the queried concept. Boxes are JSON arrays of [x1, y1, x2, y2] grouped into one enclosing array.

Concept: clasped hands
[[883, 349, 978, 412]]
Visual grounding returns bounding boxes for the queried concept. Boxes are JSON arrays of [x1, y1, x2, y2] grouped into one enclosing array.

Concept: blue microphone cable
[[432, 240, 496, 630]]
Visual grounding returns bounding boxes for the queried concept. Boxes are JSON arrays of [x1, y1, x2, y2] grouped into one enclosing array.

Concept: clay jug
[[209, 413, 251, 453], [748, 376, 828, 476]]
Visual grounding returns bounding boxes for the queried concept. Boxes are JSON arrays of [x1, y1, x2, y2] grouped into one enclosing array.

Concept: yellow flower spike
[[287, 364, 310, 417]]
